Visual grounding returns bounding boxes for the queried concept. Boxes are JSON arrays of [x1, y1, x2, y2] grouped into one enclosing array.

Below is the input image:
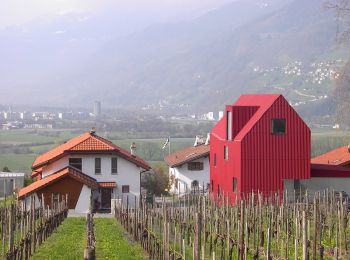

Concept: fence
[[84, 213, 96, 260], [114, 190, 350, 259], [0, 194, 68, 260]]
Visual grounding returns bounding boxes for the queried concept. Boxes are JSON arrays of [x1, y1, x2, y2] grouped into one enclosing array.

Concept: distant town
[[0, 100, 224, 130]]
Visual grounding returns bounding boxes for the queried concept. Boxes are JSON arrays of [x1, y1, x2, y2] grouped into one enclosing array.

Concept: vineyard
[[114, 191, 350, 259], [0, 195, 68, 260]]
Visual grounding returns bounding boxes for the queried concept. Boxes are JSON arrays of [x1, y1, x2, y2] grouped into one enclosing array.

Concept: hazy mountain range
[[0, 0, 347, 114]]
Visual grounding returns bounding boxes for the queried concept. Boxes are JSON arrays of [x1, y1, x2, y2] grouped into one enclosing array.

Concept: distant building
[[20, 112, 31, 120], [58, 112, 73, 120], [93, 101, 101, 117], [24, 121, 54, 129], [218, 111, 224, 120], [206, 112, 215, 120], [0, 172, 25, 197], [165, 135, 210, 194]]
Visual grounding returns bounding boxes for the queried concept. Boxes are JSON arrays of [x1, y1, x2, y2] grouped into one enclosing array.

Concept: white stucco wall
[[75, 185, 91, 213], [42, 157, 68, 178], [42, 154, 144, 199], [169, 156, 210, 194], [300, 178, 350, 195], [284, 178, 350, 199]]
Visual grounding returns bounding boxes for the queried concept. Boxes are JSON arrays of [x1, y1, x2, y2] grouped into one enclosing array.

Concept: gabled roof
[[18, 166, 98, 199], [164, 144, 210, 168], [212, 94, 281, 141], [32, 132, 150, 172], [311, 146, 350, 166], [232, 94, 281, 141]]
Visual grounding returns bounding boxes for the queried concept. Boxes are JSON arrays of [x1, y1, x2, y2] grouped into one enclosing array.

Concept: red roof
[[311, 146, 350, 166], [32, 132, 150, 173], [164, 144, 210, 167], [311, 163, 350, 177], [99, 182, 117, 188], [212, 94, 281, 141], [18, 167, 98, 199]]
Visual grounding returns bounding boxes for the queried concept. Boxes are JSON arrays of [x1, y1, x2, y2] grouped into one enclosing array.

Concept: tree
[[2, 166, 11, 172], [141, 165, 170, 196], [334, 62, 350, 128], [327, 0, 350, 127]]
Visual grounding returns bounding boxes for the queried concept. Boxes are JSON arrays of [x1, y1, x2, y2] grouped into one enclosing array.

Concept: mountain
[[0, 0, 347, 114]]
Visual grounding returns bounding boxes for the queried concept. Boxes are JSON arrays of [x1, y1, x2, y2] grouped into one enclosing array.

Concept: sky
[[0, 0, 233, 30]]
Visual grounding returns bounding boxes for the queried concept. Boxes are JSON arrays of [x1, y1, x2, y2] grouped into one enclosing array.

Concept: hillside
[[0, 0, 347, 114]]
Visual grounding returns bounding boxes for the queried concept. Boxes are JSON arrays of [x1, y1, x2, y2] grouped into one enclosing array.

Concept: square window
[[122, 185, 130, 193], [187, 162, 203, 171], [272, 119, 286, 135], [95, 158, 101, 174], [69, 158, 82, 171]]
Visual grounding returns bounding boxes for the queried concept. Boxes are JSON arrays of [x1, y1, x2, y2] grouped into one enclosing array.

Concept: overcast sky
[[0, 0, 233, 29]]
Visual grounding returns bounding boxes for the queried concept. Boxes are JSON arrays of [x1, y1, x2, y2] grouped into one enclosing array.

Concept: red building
[[210, 94, 311, 200]]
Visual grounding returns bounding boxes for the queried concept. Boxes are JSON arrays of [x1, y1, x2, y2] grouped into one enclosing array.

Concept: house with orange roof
[[165, 136, 210, 194], [18, 130, 151, 213]]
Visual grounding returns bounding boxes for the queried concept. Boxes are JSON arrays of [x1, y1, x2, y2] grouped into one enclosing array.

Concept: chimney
[[90, 127, 96, 135], [130, 142, 136, 156]]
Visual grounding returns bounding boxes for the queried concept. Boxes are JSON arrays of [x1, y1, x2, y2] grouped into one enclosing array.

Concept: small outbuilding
[[0, 172, 25, 197]]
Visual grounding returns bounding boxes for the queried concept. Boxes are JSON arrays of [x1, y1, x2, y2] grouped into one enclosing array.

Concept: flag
[[162, 137, 170, 150]]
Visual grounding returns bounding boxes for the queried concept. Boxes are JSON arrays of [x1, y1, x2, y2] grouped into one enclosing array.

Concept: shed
[[0, 172, 25, 197]]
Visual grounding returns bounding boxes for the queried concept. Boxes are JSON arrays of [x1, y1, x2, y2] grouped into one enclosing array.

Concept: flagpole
[[168, 136, 171, 155]]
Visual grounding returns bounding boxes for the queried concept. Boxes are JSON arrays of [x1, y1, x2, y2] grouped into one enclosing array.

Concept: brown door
[[100, 188, 112, 209]]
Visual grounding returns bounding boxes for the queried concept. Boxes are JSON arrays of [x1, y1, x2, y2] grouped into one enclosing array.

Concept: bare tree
[[326, 0, 350, 127]]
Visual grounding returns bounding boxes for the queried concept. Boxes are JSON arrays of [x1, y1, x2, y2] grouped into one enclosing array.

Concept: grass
[[94, 218, 146, 260], [31, 218, 85, 260]]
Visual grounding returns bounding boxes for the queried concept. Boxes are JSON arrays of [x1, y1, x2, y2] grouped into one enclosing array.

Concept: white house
[[165, 136, 210, 194], [18, 130, 150, 213]]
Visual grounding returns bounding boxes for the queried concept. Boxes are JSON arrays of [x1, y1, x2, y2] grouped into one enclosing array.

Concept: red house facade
[[210, 94, 311, 200]]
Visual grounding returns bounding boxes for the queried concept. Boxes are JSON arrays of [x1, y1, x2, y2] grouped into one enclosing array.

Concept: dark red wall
[[210, 96, 310, 202]]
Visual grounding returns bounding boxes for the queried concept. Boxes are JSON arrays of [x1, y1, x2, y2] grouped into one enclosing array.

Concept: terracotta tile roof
[[18, 166, 98, 199], [32, 132, 150, 173], [99, 182, 117, 188], [164, 144, 210, 167], [311, 146, 350, 166]]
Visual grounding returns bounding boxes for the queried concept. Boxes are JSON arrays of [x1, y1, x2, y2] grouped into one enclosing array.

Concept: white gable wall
[[41, 154, 144, 198], [169, 156, 210, 194]]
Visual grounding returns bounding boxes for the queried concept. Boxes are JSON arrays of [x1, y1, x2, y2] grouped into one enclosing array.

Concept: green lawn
[[94, 218, 147, 260], [31, 218, 85, 260]]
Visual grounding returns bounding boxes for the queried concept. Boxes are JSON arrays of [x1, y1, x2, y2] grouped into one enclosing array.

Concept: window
[[227, 111, 232, 140], [211, 180, 214, 192], [111, 157, 118, 174], [69, 158, 82, 171], [188, 162, 204, 171], [95, 158, 101, 174], [217, 184, 220, 196], [214, 154, 217, 166], [122, 185, 130, 193], [272, 119, 286, 135], [224, 146, 228, 160], [232, 177, 237, 193]]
